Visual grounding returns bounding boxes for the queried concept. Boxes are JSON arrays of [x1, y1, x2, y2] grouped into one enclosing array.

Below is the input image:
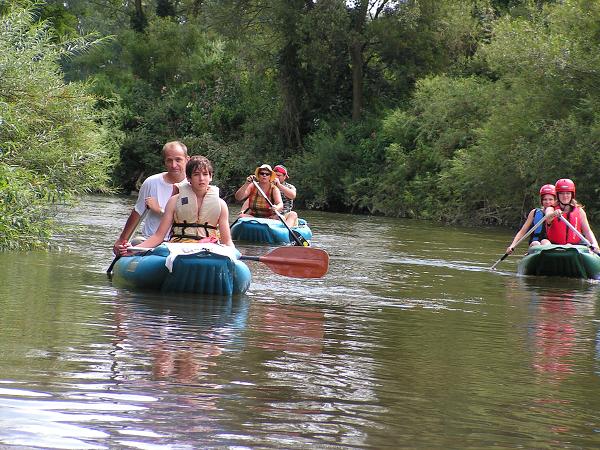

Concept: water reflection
[[510, 278, 596, 383], [531, 291, 578, 380], [112, 291, 250, 384], [505, 278, 600, 437], [253, 303, 324, 354], [240, 301, 384, 448]]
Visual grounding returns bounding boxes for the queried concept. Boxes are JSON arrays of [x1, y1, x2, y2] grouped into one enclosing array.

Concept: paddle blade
[[254, 247, 329, 278]]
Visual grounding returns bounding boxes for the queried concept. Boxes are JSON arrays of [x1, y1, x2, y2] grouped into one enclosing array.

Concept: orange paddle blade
[[241, 247, 329, 278]]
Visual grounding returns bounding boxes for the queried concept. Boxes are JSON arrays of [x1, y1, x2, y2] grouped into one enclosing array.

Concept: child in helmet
[[505, 184, 557, 254], [545, 178, 599, 252]]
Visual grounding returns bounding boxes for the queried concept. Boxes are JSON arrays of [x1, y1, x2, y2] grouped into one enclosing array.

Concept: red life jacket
[[546, 205, 582, 244]]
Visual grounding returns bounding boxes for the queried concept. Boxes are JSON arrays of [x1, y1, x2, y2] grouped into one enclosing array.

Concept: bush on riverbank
[[0, 2, 116, 249], [294, 0, 600, 226]]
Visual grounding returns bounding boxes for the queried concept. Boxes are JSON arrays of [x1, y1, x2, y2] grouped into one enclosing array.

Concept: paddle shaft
[[558, 214, 595, 249], [491, 215, 548, 270], [251, 179, 307, 246], [107, 208, 149, 276]]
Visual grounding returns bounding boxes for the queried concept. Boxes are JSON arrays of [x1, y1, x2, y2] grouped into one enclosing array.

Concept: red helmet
[[539, 184, 556, 197], [555, 178, 576, 195]]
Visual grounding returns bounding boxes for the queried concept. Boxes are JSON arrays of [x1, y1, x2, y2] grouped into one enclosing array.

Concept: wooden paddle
[[491, 215, 548, 270], [106, 207, 149, 278], [251, 178, 310, 247], [558, 214, 598, 252], [240, 246, 329, 278], [128, 245, 330, 278]]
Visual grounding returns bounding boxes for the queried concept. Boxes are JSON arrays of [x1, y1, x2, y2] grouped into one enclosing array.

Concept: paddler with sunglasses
[[235, 164, 284, 220]]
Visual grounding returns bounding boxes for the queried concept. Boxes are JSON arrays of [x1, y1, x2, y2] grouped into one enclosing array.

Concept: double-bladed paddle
[[491, 215, 548, 270], [128, 245, 330, 278], [251, 178, 310, 247], [106, 207, 149, 278]]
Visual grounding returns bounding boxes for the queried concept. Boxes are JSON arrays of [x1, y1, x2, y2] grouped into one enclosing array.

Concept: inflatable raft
[[517, 244, 600, 280], [112, 243, 252, 295], [231, 217, 312, 245]]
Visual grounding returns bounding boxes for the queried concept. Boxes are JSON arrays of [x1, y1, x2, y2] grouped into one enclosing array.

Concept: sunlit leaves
[[0, 1, 116, 249]]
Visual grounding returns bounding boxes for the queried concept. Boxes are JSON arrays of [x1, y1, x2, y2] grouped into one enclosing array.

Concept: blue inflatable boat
[[230, 217, 312, 244], [112, 243, 252, 295]]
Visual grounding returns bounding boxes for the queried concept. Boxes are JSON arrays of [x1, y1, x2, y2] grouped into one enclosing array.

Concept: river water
[[1, 195, 600, 448]]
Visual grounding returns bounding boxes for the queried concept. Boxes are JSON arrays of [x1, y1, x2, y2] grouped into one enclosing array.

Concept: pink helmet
[[539, 184, 556, 197], [555, 178, 575, 196]]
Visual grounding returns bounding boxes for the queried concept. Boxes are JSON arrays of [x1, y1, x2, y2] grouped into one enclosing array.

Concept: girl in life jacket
[[545, 178, 599, 252], [505, 184, 557, 255], [117, 156, 234, 256], [234, 164, 284, 219]]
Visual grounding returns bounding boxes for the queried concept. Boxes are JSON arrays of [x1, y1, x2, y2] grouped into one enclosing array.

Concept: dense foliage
[[0, 2, 116, 249], [4, 0, 600, 250]]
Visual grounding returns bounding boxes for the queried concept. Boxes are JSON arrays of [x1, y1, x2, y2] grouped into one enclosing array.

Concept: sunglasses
[[258, 172, 271, 176]]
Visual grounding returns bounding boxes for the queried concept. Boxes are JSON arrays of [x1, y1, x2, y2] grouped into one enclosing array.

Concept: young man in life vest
[[116, 156, 233, 255], [113, 141, 190, 255], [545, 178, 599, 253], [505, 184, 557, 255], [272, 164, 299, 227], [234, 164, 283, 219]]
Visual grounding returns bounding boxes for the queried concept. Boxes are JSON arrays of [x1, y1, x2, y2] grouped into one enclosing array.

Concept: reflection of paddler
[[254, 303, 324, 354], [534, 308, 576, 376], [151, 341, 222, 383], [111, 295, 250, 385], [531, 292, 577, 380]]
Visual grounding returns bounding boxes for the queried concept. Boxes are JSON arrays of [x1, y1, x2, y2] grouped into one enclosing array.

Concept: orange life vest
[[247, 185, 275, 218]]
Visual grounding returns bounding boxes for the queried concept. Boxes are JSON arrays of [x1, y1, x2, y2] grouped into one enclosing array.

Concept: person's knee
[[285, 211, 298, 227]]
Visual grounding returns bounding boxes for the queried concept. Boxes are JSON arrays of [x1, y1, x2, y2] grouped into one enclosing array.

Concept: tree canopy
[[3, 0, 600, 251]]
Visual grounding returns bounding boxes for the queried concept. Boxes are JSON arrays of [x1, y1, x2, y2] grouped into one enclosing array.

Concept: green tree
[[0, 2, 116, 249], [444, 0, 600, 224]]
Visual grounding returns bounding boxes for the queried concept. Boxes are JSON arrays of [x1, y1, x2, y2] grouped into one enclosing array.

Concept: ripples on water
[[1, 196, 600, 448]]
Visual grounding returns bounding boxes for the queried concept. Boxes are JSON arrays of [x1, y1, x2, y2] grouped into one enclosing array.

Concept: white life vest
[[170, 183, 221, 241]]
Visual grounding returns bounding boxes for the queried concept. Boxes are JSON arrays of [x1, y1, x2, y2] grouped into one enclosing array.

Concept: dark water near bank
[[1, 195, 600, 448]]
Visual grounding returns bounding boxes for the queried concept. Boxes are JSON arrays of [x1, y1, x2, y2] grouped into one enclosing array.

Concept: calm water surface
[[1, 195, 600, 448]]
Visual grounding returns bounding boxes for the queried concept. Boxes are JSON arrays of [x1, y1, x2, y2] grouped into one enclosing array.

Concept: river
[[1, 195, 600, 448]]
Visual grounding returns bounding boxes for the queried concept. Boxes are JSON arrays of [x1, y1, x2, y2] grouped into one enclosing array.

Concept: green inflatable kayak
[[517, 244, 600, 279]]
